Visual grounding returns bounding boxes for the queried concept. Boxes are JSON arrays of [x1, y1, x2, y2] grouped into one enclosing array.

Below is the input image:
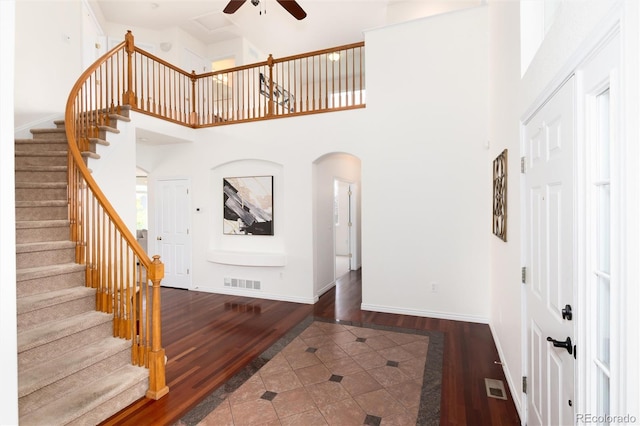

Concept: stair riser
[[18, 347, 132, 416], [15, 141, 68, 152], [16, 206, 67, 221], [15, 170, 67, 183], [18, 320, 112, 370], [66, 378, 148, 426], [30, 132, 67, 142], [17, 226, 69, 244], [18, 295, 95, 330], [16, 187, 67, 201], [18, 270, 85, 298], [17, 247, 76, 269], [15, 155, 67, 167]]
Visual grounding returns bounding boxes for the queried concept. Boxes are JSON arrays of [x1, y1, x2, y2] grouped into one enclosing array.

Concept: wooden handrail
[[62, 31, 365, 403], [65, 36, 168, 399]]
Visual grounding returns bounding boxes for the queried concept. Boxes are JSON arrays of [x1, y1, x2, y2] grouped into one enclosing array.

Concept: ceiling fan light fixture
[[327, 52, 341, 62]]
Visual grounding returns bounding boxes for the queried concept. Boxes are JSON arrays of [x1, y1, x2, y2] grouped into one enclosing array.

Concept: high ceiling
[[94, 0, 481, 57]]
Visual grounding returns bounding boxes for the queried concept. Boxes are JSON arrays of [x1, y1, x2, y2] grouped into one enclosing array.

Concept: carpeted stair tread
[[16, 263, 84, 282], [16, 200, 67, 208], [15, 165, 67, 172], [88, 137, 110, 146], [31, 128, 66, 135], [15, 150, 67, 157], [15, 182, 67, 189], [98, 125, 120, 134], [17, 311, 112, 353], [17, 286, 95, 316], [19, 364, 148, 426], [82, 151, 100, 159], [16, 240, 75, 254], [110, 113, 131, 122], [16, 219, 69, 230], [18, 337, 131, 397]]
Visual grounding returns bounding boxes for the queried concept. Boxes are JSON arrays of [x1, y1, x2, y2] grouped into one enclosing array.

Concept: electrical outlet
[[431, 282, 437, 293]]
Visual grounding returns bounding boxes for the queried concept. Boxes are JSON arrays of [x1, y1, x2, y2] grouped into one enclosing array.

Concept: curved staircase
[[15, 114, 148, 426]]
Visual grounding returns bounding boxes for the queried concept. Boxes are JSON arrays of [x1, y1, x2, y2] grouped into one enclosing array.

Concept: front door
[[156, 178, 191, 289], [524, 77, 575, 426]]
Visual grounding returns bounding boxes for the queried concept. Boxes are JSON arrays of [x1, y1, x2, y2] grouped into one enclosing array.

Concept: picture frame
[[493, 149, 507, 242], [223, 175, 274, 235]]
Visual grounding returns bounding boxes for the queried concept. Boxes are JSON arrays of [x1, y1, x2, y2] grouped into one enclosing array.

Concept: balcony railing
[[126, 32, 365, 126]]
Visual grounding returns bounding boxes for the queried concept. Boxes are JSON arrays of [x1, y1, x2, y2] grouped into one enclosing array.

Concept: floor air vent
[[484, 378, 508, 400]]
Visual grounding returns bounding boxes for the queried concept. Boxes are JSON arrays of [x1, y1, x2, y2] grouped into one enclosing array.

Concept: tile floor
[[196, 321, 431, 425]]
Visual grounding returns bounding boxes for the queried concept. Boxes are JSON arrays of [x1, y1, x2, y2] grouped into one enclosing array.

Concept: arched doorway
[[312, 153, 361, 300]]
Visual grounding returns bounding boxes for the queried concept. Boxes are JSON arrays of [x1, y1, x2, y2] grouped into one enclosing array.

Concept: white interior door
[[156, 178, 191, 289], [524, 77, 575, 426]]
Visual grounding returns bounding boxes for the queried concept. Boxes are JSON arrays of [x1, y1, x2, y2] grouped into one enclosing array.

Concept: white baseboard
[[360, 303, 489, 324], [190, 285, 315, 305], [489, 323, 524, 424], [316, 281, 336, 299]]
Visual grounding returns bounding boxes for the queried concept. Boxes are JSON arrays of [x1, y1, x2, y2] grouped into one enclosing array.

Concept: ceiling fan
[[223, 0, 307, 20]]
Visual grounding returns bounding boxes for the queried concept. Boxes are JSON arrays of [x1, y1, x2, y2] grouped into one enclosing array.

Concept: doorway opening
[[312, 153, 361, 300], [136, 168, 148, 254]]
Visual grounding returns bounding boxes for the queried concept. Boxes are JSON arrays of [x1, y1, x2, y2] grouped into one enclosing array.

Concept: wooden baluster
[[267, 54, 274, 116], [146, 255, 169, 399], [123, 30, 137, 107], [190, 71, 197, 125]]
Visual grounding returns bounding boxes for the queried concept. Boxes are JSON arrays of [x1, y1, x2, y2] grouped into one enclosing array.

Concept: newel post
[[267, 54, 274, 116], [189, 70, 198, 126], [145, 255, 169, 400], [123, 31, 137, 107]]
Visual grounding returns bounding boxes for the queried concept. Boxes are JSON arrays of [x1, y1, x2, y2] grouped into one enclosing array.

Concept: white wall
[[487, 0, 524, 416], [0, 1, 19, 423], [488, 0, 636, 419], [14, 0, 83, 129], [361, 7, 491, 322]]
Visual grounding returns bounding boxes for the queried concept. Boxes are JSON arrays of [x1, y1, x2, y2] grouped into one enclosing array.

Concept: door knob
[[547, 336, 573, 355], [157, 236, 162, 240], [562, 304, 573, 320]]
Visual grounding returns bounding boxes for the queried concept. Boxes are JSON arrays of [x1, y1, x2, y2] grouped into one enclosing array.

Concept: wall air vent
[[224, 277, 261, 290]]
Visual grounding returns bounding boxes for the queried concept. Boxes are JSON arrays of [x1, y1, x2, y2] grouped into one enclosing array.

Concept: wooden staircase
[[15, 114, 149, 425]]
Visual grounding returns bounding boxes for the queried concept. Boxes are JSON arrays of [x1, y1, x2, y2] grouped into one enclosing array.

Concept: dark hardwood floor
[[101, 269, 520, 425]]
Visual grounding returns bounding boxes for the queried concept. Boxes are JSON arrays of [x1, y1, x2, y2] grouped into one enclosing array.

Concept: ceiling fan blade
[[275, 0, 307, 20], [223, 0, 247, 14]]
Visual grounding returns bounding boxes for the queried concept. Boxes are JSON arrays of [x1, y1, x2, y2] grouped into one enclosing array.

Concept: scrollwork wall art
[[493, 149, 508, 241]]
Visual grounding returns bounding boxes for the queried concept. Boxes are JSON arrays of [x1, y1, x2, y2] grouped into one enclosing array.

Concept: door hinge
[[187, 228, 189, 235], [348, 221, 352, 227], [521, 156, 526, 173], [187, 268, 190, 275], [521, 266, 526, 284], [522, 376, 528, 394], [349, 253, 353, 258]]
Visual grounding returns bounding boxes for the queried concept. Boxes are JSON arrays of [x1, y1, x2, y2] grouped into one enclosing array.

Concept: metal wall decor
[[493, 149, 508, 241]]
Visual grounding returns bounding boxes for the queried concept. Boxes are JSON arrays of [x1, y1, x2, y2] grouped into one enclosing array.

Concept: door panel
[[525, 77, 575, 426], [156, 179, 191, 289]]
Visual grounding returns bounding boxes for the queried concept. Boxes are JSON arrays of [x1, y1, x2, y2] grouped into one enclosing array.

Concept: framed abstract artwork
[[493, 149, 507, 241], [223, 176, 274, 235]]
